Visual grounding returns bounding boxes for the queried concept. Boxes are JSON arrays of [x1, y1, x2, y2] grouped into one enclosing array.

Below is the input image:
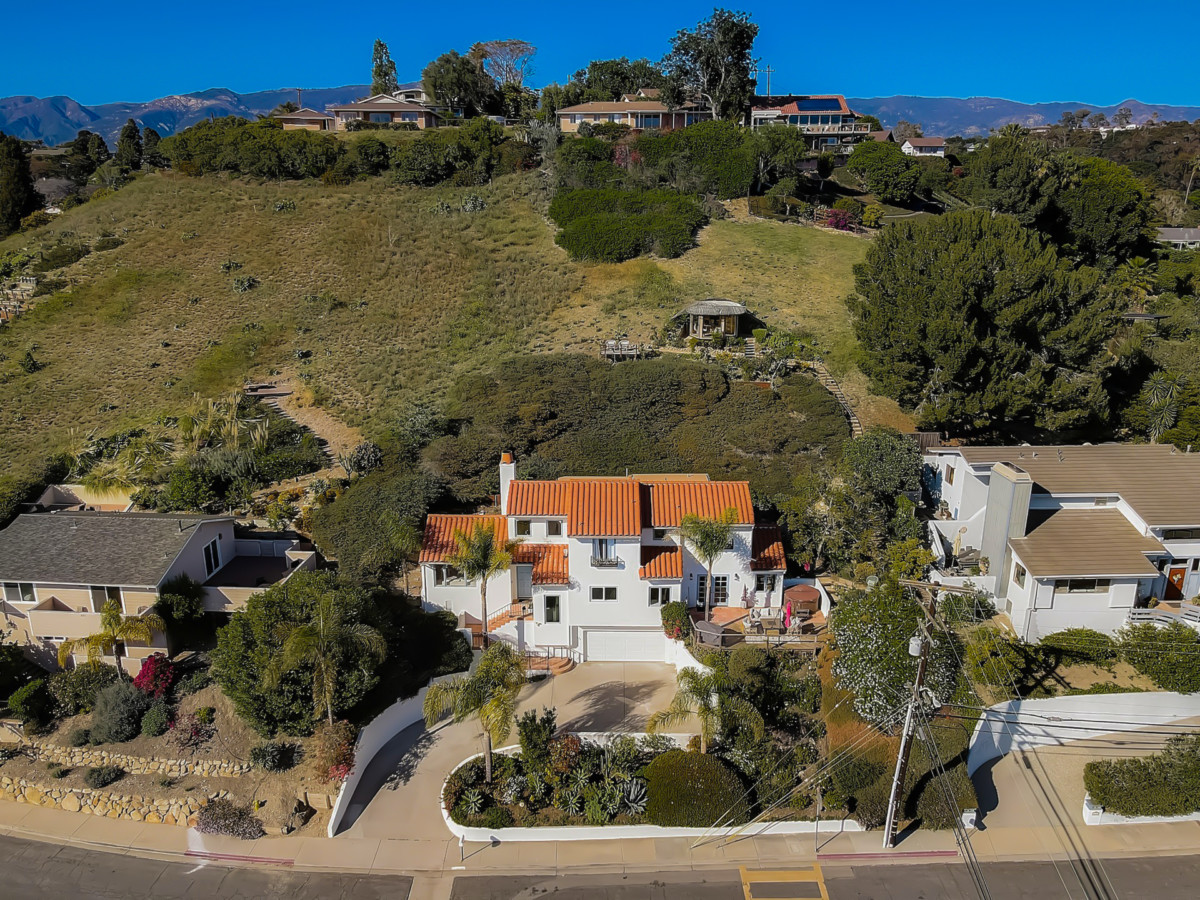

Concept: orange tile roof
[[419, 514, 506, 562], [513, 543, 570, 584], [645, 481, 754, 528], [567, 479, 641, 536], [639, 545, 682, 579], [751, 525, 786, 571], [506, 480, 570, 517]]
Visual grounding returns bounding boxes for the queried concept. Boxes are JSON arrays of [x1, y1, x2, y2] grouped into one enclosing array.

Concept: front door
[[1167, 567, 1187, 601]]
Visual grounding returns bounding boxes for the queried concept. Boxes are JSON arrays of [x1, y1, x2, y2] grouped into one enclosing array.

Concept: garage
[[583, 628, 665, 662]]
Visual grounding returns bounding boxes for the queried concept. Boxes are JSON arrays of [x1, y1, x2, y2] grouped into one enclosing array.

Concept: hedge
[[549, 188, 707, 263], [643, 750, 749, 827], [1084, 734, 1200, 817], [1039, 628, 1116, 663], [1117, 622, 1200, 692]]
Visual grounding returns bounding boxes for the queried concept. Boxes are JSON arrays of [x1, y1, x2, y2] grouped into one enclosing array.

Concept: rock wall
[[30, 740, 251, 778], [0, 774, 224, 825]]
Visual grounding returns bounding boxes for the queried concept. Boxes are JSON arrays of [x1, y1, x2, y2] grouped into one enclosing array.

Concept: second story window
[[203, 538, 221, 578], [592, 539, 617, 567], [649, 586, 671, 606], [3, 582, 35, 604], [652, 528, 669, 541], [515, 520, 531, 537], [591, 586, 618, 602], [1013, 564, 1027, 588], [547, 520, 563, 537], [544, 595, 561, 623]]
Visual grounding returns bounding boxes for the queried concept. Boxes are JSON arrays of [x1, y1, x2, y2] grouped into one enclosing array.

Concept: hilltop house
[[901, 137, 947, 158], [1157, 227, 1200, 250], [749, 95, 871, 152], [419, 456, 788, 662], [0, 512, 316, 674], [555, 89, 712, 134], [326, 94, 442, 131], [274, 108, 335, 132], [924, 444, 1200, 642]]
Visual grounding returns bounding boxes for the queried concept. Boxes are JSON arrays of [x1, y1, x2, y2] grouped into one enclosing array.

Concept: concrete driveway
[[338, 663, 684, 839]]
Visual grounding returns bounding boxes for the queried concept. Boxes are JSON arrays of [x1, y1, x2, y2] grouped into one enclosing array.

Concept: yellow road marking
[[739, 865, 829, 900]]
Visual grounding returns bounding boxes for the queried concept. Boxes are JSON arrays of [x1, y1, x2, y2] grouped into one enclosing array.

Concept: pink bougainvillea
[[133, 652, 176, 699]]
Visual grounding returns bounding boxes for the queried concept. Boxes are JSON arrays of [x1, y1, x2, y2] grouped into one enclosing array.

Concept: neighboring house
[[678, 299, 754, 340], [26, 484, 133, 513], [419, 456, 787, 662], [394, 81, 432, 104], [924, 444, 1200, 642], [901, 137, 947, 158], [273, 108, 335, 132], [1157, 227, 1200, 250], [326, 94, 442, 131], [867, 130, 895, 142], [0, 512, 316, 674], [749, 95, 870, 153], [556, 88, 712, 133]]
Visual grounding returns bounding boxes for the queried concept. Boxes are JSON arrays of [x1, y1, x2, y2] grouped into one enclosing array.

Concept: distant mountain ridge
[[847, 96, 1200, 136], [3, 86, 1199, 145], [0, 86, 370, 146]]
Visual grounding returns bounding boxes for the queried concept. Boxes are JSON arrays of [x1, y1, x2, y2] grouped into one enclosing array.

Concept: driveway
[[337, 663, 684, 839]]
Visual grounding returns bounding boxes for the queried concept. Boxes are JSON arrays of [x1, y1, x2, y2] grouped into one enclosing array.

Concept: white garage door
[[584, 629, 664, 662]]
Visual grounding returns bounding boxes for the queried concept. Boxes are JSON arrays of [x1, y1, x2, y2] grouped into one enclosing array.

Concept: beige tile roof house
[[555, 88, 712, 134]]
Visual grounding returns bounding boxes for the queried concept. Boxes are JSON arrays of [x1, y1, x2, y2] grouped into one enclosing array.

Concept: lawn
[[0, 169, 909, 480]]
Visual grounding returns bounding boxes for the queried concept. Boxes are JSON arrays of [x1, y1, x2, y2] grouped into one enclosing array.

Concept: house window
[[945, 466, 955, 486], [653, 528, 668, 541], [1164, 528, 1200, 540], [544, 595, 561, 623], [1055, 579, 1111, 594], [755, 574, 777, 593], [1013, 564, 1026, 589], [697, 576, 730, 605], [649, 587, 671, 606], [547, 520, 563, 537], [515, 520, 531, 537], [637, 114, 661, 128], [591, 539, 617, 567], [4, 583, 36, 604], [1093, 498, 1109, 507], [202, 538, 221, 578], [590, 586, 618, 602]]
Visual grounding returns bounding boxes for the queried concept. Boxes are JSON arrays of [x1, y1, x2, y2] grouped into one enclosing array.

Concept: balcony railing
[[590, 556, 619, 568], [1127, 601, 1200, 629]]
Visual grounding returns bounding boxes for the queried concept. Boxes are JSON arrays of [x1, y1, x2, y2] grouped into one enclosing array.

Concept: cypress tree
[[142, 126, 165, 168], [115, 118, 143, 170], [0, 133, 41, 237], [371, 39, 399, 96]]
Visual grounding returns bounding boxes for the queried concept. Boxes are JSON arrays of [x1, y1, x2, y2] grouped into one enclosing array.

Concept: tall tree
[[141, 127, 166, 168], [1113, 107, 1134, 128], [1045, 156, 1150, 265], [845, 141, 920, 204], [447, 522, 521, 644], [661, 8, 758, 121], [471, 39, 537, 87], [114, 118, 143, 170], [678, 506, 738, 622], [648, 666, 762, 753], [423, 642, 526, 782], [893, 119, 924, 140], [422, 50, 495, 116], [360, 511, 422, 593], [0, 133, 40, 237], [571, 57, 664, 102], [57, 599, 166, 678], [264, 579, 386, 725], [371, 39, 399, 95]]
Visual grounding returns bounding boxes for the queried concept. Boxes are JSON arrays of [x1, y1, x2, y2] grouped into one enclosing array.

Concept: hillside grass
[[0, 169, 909, 477]]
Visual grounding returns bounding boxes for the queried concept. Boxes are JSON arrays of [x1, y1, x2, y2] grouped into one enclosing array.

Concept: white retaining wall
[[1082, 793, 1200, 826]]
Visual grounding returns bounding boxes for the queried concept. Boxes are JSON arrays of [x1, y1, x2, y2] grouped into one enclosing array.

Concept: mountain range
[[2, 86, 1199, 146]]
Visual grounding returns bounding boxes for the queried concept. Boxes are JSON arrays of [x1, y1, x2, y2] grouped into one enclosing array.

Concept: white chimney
[[499, 452, 516, 512]]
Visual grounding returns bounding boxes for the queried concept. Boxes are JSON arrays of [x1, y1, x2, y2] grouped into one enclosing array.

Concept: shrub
[[170, 711, 216, 752], [48, 664, 120, 716], [7, 679, 54, 726], [141, 699, 172, 737], [47, 763, 71, 779], [1039, 628, 1116, 663], [517, 708, 557, 778], [83, 765, 124, 788], [548, 188, 707, 262], [175, 669, 212, 696], [854, 778, 892, 828], [90, 681, 152, 744], [195, 706, 215, 724], [643, 750, 749, 827], [132, 653, 176, 699], [250, 740, 296, 772], [862, 205, 886, 228], [1084, 733, 1200, 817], [195, 799, 265, 840], [479, 805, 514, 830], [1118, 622, 1200, 692], [661, 601, 693, 641], [92, 236, 124, 252], [825, 754, 886, 810], [66, 727, 91, 747], [21, 210, 53, 230], [313, 720, 357, 782], [965, 631, 1026, 687]]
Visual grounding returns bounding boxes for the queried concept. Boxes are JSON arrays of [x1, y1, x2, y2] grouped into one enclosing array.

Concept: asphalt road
[[9, 833, 1200, 900]]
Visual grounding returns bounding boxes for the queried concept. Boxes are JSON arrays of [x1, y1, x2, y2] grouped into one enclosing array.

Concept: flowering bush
[[195, 799, 265, 840], [824, 208, 855, 231], [312, 720, 357, 782], [660, 601, 692, 641], [133, 653, 176, 699], [170, 711, 216, 752]]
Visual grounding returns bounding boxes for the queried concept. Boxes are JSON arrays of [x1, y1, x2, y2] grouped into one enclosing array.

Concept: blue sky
[[6, 0, 1195, 107]]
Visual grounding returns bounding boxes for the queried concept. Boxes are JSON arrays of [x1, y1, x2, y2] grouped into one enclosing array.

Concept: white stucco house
[[924, 444, 1200, 641], [900, 137, 946, 157], [419, 456, 788, 662]]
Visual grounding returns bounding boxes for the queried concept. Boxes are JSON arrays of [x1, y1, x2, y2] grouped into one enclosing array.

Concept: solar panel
[[795, 98, 843, 112]]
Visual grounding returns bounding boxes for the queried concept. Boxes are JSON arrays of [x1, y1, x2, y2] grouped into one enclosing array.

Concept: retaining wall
[[29, 739, 252, 778], [0, 773, 222, 825]]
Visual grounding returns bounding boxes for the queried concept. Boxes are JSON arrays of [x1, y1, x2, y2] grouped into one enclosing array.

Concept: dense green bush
[[83, 765, 124, 788], [66, 727, 91, 747], [659, 602, 692, 641], [1118, 622, 1200, 692], [160, 117, 343, 179], [7, 678, 54, 726], [32, 242, 90, 273], [643, 750, 749, 827], [1084, 734, 1200, 817], [965, 631, 1027, 687], [854, 778, 893, 828], [140, 699, 172, 737], [48, 664, 119, 717], [175, 668, 213, 696], [250, 740, 297, 772], [517, 708, 557, 779], [195, 799, 265, 839], [825, 754, 886, 810], [549, 188, 707, 262], [633, 120, 755, 199], [1039, 628, 1116, 663], [90, 681, 152, 744]]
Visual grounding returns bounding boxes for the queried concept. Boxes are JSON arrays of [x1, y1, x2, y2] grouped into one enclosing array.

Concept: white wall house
[[901, 137, 946, 157], [0, 512, 315, 674], [923, 444, 1200, 641], [420, 456, 787, 662]]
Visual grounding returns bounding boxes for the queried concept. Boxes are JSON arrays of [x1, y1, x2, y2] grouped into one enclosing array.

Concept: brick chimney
[[499, 452, 515, 512]]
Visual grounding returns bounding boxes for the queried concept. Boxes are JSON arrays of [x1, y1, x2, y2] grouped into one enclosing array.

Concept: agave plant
[[623, 778, 647, 815], [499, 773, 527, 805], [461, 788, 485, 817], [556, 787, 584, 817]]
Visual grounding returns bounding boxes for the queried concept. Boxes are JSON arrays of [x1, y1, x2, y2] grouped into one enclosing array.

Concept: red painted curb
[[818, 850, 960, 861], [184, 850, 294, 866]]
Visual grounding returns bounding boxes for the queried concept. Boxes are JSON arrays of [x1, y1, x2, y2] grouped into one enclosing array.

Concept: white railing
[[1127, 602, 1200, 629]]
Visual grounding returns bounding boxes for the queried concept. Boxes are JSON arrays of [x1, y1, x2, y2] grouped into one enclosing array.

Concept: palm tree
[[360, 512, 422, 594], [1119, 256, 1157, 312], [423, 642, 526, 782], [447, 523, 521, 646], [265, 587, 387, 725], [57, 599, 166, 677], [678, 506, 739, 622], [1145, 372, 1187, 443], [648, 667, 763, 754]]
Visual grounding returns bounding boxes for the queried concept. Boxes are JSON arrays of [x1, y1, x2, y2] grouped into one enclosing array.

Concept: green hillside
[[0, 169, 902, 478]]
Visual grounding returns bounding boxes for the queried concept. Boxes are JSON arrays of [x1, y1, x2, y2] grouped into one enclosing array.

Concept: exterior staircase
[[525, 654, 576, 676], [805, 361, 863, 438], [744, 337, 757, 358], [487, 602, 531, 631]]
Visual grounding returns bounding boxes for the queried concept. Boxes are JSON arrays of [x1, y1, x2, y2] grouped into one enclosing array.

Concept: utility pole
[[753, 65, 775, 101], [882, 588, 937, 849]]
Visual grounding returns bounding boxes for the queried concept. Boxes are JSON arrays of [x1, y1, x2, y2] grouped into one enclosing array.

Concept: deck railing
[[1127, 602, 1200, 629]]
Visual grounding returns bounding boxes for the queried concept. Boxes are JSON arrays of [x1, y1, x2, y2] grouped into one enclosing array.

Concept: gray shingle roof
[[683, 299, 748, 316], [0, 512, 229, 587]]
